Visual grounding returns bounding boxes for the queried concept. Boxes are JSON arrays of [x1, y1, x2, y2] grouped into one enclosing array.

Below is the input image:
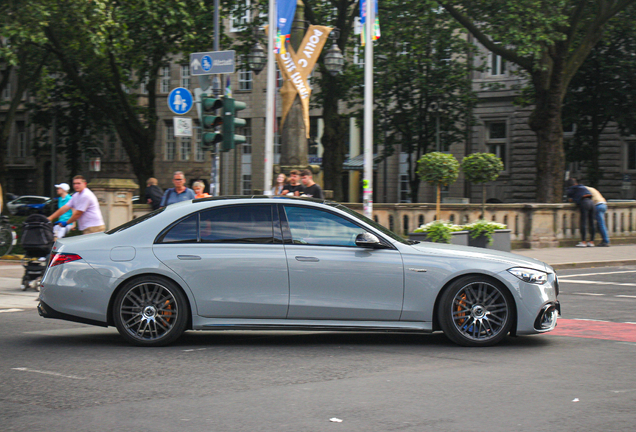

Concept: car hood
[[407, 242, 550, 272]]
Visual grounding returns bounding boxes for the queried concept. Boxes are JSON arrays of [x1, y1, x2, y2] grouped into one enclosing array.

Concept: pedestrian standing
[[566, 178, 595, 247], [47, 175, 105, 234], [281, 170, 304, 196], [160, 171, 195, 207], [587, 186, 610, 246], [272, 173, 287, 196], [300, 169, 324, 199], [51, 183, 74, 239], [192, 181, 210, 199], [145, 177, 164, 210]]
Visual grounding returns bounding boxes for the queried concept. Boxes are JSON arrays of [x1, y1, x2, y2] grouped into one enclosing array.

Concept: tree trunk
[[529, 61, 567, 203], [321, 83, 345, 201], [436, 184, 441, 220], [481, 182, 486, 219]]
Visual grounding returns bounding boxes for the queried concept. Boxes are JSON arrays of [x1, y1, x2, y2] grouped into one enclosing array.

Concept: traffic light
[[199, 93, 223, 150], [221, 97, 247, 152]]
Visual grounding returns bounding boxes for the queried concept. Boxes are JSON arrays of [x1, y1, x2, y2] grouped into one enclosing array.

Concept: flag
[[276, 0, 297, 54], [360, 0, 380, 46], [225, 76, 232, 97]]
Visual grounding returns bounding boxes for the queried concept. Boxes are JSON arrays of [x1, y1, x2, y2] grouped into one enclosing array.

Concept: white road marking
[[571, 318, 610, 322], [571, 292, 605, 296], [615, 295, 636, 299], [560, 279, 636, 287], [182, 348, 207, 352], [11, 367, 86, 380], [559, 270, 636, 278], [0, 308, 24, 313]]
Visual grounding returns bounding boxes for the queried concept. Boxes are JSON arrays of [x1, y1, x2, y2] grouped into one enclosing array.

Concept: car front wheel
[[113, 276, 188, 347], [438, 276, 514, 347]]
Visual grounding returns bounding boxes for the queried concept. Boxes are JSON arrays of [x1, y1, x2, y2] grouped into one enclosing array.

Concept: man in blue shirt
[[52, 183, 74, 239], [160, 171, 195, 207], [566, 178, 595, 247]]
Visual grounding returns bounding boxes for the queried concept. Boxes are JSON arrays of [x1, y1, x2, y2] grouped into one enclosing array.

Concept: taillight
[[49, 253, 83, 268]]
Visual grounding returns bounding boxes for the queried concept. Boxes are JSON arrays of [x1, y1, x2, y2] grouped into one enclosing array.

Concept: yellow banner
[[268, 25, 332, 138]]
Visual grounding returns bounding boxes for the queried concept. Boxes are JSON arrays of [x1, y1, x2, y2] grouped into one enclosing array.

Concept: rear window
[[106, 207, 166, 234]]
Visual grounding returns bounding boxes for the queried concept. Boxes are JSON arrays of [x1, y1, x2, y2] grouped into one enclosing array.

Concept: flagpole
[[264, 0, 276, 195], [363, 0, 374, 218]]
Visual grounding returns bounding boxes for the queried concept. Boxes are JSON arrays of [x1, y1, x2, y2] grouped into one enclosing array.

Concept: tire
[[113, 276, 189, 347], [0, 227, 13, 257], [438, 275, 514, 347]]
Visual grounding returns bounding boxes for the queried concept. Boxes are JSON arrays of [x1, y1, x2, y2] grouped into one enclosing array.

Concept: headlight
[[507, 267, 548, 285]]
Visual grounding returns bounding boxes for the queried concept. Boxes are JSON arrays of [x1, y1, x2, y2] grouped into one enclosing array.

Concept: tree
[[417, 152, 459, 219], [562, 8, 636, 187], [0, 0, 47, 213], [441, 1, 636, 203], [36, 0, 215, 197], [461, 152, 504, 218], [368, 0, 479, 203]]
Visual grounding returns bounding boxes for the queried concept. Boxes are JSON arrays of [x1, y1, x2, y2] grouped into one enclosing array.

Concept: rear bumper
[[38, 301, 107, 327]]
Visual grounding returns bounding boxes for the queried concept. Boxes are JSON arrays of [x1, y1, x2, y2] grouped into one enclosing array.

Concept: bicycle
[[0, 214, 17, 257]]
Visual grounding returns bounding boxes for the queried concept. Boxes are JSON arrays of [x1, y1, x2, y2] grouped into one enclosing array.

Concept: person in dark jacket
[[145, 177, 164, 210], [566, 178, 595, 247]]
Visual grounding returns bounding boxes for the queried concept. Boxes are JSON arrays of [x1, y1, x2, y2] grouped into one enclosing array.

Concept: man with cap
[[52, 182, 74, 239]]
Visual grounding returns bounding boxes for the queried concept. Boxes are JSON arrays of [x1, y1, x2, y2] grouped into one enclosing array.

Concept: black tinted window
[[199, 205, 273, 244], [161, 213, 198, 243]]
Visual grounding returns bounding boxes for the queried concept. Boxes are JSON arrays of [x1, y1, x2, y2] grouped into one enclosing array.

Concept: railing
[[133, 201, 636, 249]]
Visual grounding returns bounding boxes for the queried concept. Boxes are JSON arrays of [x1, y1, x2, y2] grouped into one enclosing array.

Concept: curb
[[550, 259, 636, 270]]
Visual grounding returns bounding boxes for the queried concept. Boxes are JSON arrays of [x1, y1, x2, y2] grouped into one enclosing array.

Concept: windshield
[[331, 204, 409, 245], [106, 207, 166, 234]]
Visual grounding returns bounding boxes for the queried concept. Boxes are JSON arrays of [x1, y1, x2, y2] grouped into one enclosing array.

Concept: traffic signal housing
[[221, 97, 246, 152], [199, 93, 223, 150]]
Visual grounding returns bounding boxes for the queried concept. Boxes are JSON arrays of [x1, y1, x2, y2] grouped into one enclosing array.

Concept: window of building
[[165, 123, 176, 161], [2, 82, 11, 100], [140, 74, 149, 94], [242, 174, 252, 195], [238, 64, 253, 91], [181, 136, 191, 161], [240, 118, 252, 154], [195, 127, 205, 161], [274, 120, 281, 154], [181, 65, 190, 89], [626, 141, 636, 171], [486, 122, 507, 169], [108, 134, 117, 159], [276, 66, 283, 88], [353, 46, 364, 68], [399, 174, 411, 203], [16, 122, 26, 158], [119, 142, 127, 160], [160, 66, 171, 93], [309, 117, 320, 156], [230, 0, 251, 32], [488, 52, 506, 76]]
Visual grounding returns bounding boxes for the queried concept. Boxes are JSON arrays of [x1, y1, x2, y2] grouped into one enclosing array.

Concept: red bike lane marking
[[547, 319, 636, 343]]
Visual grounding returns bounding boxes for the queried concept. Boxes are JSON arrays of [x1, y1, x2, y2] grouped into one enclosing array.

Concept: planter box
[[467, 229, 511, 252], [408, 230, 468, 246]]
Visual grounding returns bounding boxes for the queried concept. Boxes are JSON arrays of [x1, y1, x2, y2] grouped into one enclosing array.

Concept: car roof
[[191, 195, 329, 205]]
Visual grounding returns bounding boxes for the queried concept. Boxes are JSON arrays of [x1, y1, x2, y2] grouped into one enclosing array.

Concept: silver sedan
[[38, 197, 559, 347]]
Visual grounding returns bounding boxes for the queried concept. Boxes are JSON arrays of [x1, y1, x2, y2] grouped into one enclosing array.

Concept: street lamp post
[[324, 29, 344, 76]]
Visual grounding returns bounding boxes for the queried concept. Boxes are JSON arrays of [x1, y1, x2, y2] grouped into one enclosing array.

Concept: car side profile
[[38, 197, 559, 347]]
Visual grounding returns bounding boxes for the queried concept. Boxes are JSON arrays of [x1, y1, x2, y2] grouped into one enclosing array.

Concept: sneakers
[[588, 242, 595, 247], [598, 242, 610, 247], [575, 242, 587, 247]]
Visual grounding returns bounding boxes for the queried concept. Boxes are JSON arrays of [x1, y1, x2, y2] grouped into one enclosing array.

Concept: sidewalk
[[514, 244, 636, 270]]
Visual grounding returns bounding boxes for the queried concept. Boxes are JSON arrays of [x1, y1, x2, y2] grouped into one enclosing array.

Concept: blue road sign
[[190, 51, 236, 76], [168, 87, 193, 115]]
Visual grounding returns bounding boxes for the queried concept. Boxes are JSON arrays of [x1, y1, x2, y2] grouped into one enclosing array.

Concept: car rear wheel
[[113, 276, 188, 347], [438, 276, 514, 347]]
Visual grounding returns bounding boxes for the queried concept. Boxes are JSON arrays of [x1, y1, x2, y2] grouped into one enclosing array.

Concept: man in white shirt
[[48, 175, 105, 234]]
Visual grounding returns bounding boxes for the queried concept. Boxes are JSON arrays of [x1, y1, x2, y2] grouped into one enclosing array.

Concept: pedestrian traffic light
[[199, 93, 223, 150], [221, 97, 247, 152]]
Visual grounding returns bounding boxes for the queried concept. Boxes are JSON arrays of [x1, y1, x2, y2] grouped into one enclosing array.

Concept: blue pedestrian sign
[[168, 87, 193, 115]]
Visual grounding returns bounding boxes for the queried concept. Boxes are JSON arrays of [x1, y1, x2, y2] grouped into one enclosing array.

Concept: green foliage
[[463, 219, 507, 244], [416, 152, 460, 187], [413, 220, 463, 243], [461, 153, 504, 184]]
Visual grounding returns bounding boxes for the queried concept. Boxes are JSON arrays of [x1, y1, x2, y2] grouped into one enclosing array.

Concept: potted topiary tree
[[460, 152, 504, 218], [410, 220, 467, 244], [417, 152, 460, 220]]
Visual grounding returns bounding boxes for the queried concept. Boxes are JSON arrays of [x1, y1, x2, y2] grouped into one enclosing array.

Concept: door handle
[[295, 256, 319, 262], [177, 255, 201, 260]]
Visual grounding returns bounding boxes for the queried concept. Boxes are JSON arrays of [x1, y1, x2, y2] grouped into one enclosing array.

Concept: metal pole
[[363, 0, 374, 218], [263, 0, 276, 195], [212, 0, 221, 195], [51, 113, 57, 198]]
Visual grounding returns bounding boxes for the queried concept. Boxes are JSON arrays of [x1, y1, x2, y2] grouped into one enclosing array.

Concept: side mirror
[[355, 232, 385, 248]]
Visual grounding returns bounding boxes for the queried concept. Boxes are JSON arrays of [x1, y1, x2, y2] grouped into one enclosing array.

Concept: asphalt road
[[1, 265, 636, 432]]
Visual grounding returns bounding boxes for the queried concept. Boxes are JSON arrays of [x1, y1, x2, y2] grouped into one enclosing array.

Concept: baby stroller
[[20, 214, 54, 291]]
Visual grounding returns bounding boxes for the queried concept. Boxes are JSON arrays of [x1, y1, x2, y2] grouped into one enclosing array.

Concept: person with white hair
[[51, 183, 74, 239]]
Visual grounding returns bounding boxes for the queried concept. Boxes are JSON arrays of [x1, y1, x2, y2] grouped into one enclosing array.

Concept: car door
[[281, 204, 404, 321], [152, 204, 289, 318]]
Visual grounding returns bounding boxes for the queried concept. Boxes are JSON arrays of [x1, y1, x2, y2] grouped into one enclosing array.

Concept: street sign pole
[[264, 0, 276, 196], [363, 0, 374, 218]]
